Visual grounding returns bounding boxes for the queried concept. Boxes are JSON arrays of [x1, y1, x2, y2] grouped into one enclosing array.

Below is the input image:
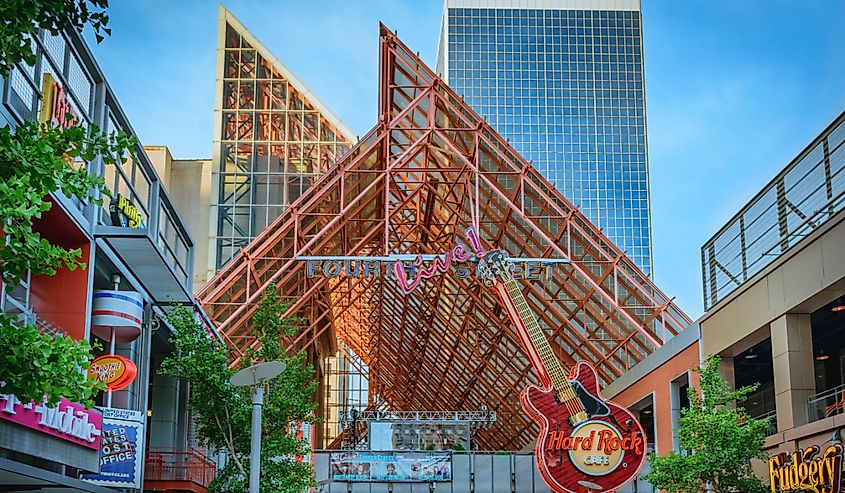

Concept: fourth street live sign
[[81, 408, 146, 489]]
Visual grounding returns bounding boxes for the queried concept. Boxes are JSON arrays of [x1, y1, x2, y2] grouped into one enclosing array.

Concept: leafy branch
[[0, 0, 111, 78], [0, 120, 136, 406], [641, 355, 770, 493]]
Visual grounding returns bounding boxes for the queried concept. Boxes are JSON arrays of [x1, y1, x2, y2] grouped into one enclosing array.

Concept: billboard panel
[[329, 451, 451, 482]]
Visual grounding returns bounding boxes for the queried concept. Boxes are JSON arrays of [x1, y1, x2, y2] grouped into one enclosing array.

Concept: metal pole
[[250, 385, 263, 493], [107, 327, 115, 407]]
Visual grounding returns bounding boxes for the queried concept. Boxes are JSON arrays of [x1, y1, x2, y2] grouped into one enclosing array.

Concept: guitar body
[[521, 362, 647, 493], [474, 244, 647, 493]]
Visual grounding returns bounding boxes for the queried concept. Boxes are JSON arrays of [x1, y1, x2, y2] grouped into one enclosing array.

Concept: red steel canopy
[[197, 25, 690, 450]]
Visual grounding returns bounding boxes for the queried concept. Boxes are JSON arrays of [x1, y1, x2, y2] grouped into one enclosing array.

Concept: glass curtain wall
[[438, 2, 653, 274], [215, 21, 353, 267]]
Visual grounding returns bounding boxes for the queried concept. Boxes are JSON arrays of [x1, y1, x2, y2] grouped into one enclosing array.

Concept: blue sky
[[88, 1, 845, 318]]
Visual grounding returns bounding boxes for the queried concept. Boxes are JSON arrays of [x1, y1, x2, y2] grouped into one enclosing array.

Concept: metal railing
[[702, 112, 845, 310], [1, 27, 196, 295], [757, 409, 778, 436], [144, 449, 216, 488], [808, 383, 845, 423]]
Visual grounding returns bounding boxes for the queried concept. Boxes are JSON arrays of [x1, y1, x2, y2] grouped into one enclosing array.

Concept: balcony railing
[[2, 27, 196, 297], [757, 409, 778, 436], [701, 112, 845, 310], [808, 384, 845, 423], [144, 449, 216, 488]]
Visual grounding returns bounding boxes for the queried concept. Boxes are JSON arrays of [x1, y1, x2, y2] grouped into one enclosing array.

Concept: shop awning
[[95, 225, 192, 305], [0, 457, 116, 493]]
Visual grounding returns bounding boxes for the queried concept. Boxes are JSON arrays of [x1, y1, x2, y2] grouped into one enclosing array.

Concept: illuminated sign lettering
[[87, 354, 137, 391], [769, 444, 843, 493], [39, 73, 79, 129], [306, 258, 555, 282], [109, 194, 144, 228]]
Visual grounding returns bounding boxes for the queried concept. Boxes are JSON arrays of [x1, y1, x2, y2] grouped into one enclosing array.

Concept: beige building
[[699, 109, 845, 470], [146, 147, 214, 292]]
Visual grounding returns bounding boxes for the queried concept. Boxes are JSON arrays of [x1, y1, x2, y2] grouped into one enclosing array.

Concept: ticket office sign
[[81, 408, 146, 489], [330, 451, 452, 482]]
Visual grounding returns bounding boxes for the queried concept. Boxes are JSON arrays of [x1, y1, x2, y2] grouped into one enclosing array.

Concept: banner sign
[[329, 451, 451, 482], [81, 408, 146, 489], [307, 259, 556, 283], [39, 73, 79, 129], [768, 443, 843, 493], [109, 194, 145, 229], [0, 394, 102, 449], [87, 354, 137, 391]]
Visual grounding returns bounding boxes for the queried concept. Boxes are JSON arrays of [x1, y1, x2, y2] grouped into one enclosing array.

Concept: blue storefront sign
[[81, 408, 146, 489]]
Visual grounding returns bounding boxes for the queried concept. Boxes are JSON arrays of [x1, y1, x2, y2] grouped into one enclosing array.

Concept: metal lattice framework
[[197, 25, 691, 450]]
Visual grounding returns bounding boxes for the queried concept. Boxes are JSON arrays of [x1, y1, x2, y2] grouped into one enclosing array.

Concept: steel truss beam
[[198, 25, 691, 450]]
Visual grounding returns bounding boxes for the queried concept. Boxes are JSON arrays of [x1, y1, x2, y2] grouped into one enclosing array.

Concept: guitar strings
[[502, 275, 584, 419]]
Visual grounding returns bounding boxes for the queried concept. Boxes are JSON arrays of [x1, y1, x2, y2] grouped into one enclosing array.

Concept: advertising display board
[[81, 408, 146, 489], [369, 421, 470, 451], [329, 451, 451, 482]]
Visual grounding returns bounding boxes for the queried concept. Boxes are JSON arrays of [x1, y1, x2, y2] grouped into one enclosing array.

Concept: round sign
[[567, 420, 626, 476], [88, 354, 137, 391]]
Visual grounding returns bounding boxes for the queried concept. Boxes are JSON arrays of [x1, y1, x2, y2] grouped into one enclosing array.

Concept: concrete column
[[719, 356, 736, 390], [771, 314, 815, 431], [149, 371, 181, 449]]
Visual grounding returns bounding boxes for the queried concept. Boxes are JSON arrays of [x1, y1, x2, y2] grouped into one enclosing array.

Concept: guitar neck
[[498, 276, 586, 418]]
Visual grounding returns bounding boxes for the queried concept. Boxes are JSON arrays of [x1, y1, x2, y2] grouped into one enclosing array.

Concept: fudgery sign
[[768, 444, 843, 493]]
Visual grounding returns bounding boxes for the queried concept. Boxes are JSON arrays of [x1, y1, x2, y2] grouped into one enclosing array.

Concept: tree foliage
[[641, 355, 770, 493], [0, 120, 136, 406], [0, 0, 111, 78], [160, 283, 318, 493]]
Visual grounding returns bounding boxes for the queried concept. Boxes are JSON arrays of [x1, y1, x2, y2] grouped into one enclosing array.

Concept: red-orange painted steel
[[197, 25, 690, 450]]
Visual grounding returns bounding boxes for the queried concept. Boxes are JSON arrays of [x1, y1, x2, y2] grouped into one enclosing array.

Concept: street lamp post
[[229, 361, 287, 493]]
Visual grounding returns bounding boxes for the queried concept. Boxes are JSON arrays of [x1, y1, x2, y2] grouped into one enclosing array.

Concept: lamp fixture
[[744, 348, 758, 360], [641, 409, 653, 415], [832, 302, 845, 313], [816, 350, 830, 361]]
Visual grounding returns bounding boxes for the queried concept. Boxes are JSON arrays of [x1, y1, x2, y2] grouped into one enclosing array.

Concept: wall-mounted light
[[147, 409, 153, 417]]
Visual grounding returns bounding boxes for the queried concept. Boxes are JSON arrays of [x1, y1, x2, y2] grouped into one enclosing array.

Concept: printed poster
[[330, 451, 452, 482], [81, 408, 146, 489]]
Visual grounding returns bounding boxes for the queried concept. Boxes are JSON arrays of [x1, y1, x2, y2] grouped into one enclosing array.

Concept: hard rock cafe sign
[[769, 444, 843, 493], [396, 230, 647, 492]]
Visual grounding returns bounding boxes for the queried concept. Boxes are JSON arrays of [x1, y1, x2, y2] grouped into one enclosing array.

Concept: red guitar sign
[[471, 230, 647, 493]]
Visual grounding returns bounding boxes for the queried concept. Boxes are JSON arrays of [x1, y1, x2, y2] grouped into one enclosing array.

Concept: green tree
[[159, 283, 318, 493], [642, 355, 770, 493], [0, 0, 111, 78], [0, 120, 136, 406]]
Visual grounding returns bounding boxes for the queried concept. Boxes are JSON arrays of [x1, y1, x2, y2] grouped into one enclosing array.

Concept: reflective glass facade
[[213, 11, 354, 268], [437, 0, 652, 274]]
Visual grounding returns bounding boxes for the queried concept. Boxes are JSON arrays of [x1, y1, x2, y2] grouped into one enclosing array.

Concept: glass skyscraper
[[437, 0, 653, 274]]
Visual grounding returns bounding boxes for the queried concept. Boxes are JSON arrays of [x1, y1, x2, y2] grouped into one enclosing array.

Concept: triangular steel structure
[[198, 25, 690, 450]]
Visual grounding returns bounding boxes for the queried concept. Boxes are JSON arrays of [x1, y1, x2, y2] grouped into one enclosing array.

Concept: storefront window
[[807, 298, 845, 421]]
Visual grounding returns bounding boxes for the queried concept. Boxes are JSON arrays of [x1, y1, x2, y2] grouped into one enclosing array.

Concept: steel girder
[[197, 25, 691, 450]]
